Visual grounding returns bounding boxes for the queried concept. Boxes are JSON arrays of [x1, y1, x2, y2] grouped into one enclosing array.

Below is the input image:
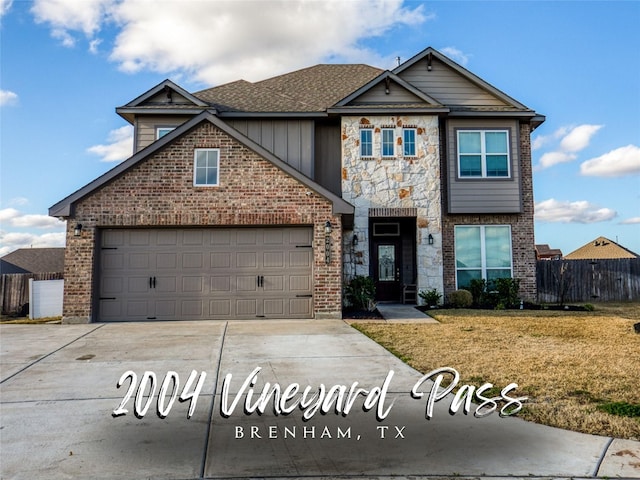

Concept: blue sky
[[1, 0, 639, 257]]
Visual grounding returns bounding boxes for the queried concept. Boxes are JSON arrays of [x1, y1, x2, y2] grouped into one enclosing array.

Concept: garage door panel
[[210, 276, 231, 292], [98, 227, 313, 321], [237, 276, 257, 292], [211, 253, 231, 268], [236, 299, 257, 316], [237, 252, 257, 268], [290, 251, 312, 268], [183, 252, 204, 269], [290, 298, 312, 316], [129, 253, 150, 269], [157, 253, 177, 269]]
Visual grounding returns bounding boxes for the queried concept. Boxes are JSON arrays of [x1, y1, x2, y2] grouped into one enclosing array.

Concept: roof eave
[[327, 107, 450, 114]]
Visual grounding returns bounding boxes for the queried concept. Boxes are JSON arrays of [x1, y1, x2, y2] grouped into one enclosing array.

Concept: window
[[382, 128, 395, 157], [193, 149, 219, 186], [360, 129, 373, 157], [156, 127, 175, 139], [403, 128, 416, 156], [455, 225, 512, 288], [457, 130, 509, 177]]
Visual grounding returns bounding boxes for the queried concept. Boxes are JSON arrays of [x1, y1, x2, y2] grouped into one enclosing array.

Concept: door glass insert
[[378, 245, 396, 281]]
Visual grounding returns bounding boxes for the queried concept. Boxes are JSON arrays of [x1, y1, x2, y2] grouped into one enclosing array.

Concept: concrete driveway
[[1, 320, 639, 479]]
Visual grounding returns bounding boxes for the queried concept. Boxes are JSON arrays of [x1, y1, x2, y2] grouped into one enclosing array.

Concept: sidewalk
[[1, 320, 639, 479]]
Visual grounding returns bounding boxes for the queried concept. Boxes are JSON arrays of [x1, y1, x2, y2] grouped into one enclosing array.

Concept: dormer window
[[156, 127, 175, 139]]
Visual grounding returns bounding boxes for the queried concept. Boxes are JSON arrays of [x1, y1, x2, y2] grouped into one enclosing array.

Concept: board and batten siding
[[134, 115, 193, 152], [314, 123, 342, 196], [352, 82, 427, 104], [399, 58, 508, 107], [228, 120, 314, 178], [446, 118, 522, 214]]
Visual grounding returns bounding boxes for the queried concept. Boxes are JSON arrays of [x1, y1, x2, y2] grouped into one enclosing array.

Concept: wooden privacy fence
[[537, 258, 640, 303], [1, 273, 64, 315]]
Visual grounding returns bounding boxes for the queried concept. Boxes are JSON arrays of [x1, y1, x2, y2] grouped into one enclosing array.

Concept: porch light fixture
[[428, 233, 434, 245], [325, 221, 332, 234], [74, 223, 83, 237], [352, 234, 359, 247]]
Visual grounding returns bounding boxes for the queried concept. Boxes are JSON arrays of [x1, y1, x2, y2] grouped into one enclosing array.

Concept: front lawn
[[353, 303, 640, 440]]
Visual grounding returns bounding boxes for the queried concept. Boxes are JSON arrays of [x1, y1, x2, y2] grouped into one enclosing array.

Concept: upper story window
[[381, 128, 395, 158], [457, 130, 510, 178], [455, 225, 512, 289], [403, 128, 416, 157], [360, 129, 373, 157], [193, 149, 219, 186], [156, 127, 175, 139]]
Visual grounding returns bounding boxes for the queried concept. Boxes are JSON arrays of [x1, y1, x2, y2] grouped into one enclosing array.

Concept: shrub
[[419, 288, 442, 307], [468, 279, 487, 307], [344, 276, 376, 311], [448, 289, 473, 308], [493, 277, 521, 309]]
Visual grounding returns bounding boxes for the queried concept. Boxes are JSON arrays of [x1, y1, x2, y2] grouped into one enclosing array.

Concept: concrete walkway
[[375, 303, 440, 323], [1, 320, 639, 479]]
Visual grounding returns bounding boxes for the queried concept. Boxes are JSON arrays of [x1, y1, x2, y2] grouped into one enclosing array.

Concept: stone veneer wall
[[441, 122, 537, 301], [341, 115, 444, 297], [62, 121, 343, 323]]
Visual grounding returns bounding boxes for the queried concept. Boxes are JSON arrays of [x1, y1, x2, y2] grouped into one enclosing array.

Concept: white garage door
[[98, 227, 314, 321]]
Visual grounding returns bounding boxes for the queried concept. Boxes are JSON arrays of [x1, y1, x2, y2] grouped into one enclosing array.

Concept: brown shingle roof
[[194, 64, 383, 113], [0, 248, 65, 274], [564, 236, 639, 260]]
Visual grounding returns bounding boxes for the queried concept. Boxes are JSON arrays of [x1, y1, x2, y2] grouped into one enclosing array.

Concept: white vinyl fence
[[28, 279, 64, 319]]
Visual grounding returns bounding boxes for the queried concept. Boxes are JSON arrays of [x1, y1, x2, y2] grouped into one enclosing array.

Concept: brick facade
[[441, 122, 537, 301], [62, 120, 343, 322]]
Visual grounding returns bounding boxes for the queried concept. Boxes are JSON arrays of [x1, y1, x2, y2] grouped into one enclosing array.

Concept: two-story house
[[50, 47, 544, 323]]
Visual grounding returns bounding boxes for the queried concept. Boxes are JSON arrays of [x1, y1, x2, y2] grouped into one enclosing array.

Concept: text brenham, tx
[[112, 366, 527, 439]]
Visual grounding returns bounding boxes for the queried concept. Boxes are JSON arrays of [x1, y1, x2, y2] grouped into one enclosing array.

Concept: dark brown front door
[[372, 239, 402, 302]]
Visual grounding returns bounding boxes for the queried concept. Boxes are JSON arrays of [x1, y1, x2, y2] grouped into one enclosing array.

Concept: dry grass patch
[[354, 303, 640, 440]]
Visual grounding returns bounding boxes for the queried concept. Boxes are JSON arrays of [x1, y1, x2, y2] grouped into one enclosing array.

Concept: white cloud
[[31, 0, 429, 84], [0, 208, 65, 229], [531, 126, 570, 151], [535, 198, 617, 224], [0, 89, 18, 106], [0, 231, 66, 256], [535, 124, 603, 170], [7, 197, 29, 207], [0, 207, 66, 255], [538, 151, 576, 169], [439, 46, 470, 66], [620, 217, 640, 225], [0, 0, 13, 17], [580, 144, 640, 177], [87, 125, 133, 162], [31, 0, 114, 48], [559, 124, 603, 152]]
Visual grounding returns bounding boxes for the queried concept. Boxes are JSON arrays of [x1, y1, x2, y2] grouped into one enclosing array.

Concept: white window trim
[[403, 128, 417, 157], [381, 128, 395, 158], [193, 148, 220, 187], [360, 128, 373, 158], [156, 127, 176, 139], [457, 129, 511, 178], [454, 225, 513, 289]]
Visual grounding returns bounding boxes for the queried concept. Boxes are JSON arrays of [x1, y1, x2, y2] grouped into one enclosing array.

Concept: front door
[[373, 240, 402, 302]]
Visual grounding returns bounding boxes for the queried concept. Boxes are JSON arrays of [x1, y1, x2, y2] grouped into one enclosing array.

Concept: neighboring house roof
[[0, 248, 65, 274], [194, 64, 383, 113], [564, 236, 639, 260], [535, 244, 563, 260], [49, 112, 354, 218]]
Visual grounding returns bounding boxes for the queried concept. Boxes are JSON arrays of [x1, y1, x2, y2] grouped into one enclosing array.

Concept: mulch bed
[[342, 308, 384, 320]]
